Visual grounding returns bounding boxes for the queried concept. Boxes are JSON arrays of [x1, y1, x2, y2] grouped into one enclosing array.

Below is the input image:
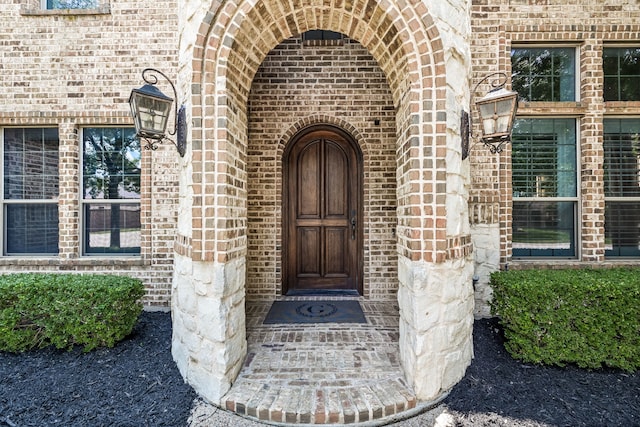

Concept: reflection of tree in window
[[511, 47, 575, 102], [46, 0, 98, 9], [83, 128, 140, 254], [603, 48, 640, 101]]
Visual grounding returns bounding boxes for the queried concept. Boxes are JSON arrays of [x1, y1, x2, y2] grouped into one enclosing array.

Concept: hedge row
[[0, 273, 144, 352], [490, 268, 640, 371]]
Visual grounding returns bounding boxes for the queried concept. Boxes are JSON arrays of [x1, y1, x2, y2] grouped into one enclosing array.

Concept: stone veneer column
[[398, 256, 474, 400], [171, 255, 247, 403]]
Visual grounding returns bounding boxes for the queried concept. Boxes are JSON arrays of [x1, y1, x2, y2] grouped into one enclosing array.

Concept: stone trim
[[0, 112, 131, 124], [20, 7, 111, 16]]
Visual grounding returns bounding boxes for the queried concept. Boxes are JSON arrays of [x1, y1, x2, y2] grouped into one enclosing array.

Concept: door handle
[[351, 210, 356, 240]]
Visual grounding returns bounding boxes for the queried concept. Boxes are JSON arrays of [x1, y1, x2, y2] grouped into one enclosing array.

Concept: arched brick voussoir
[[276, 114, 367, 156], [190, 0, 451, 261], [194, 0, 445, 111]]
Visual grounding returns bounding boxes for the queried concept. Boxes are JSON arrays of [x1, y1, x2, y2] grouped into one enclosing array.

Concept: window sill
[[604, 101, 640, 114], [507, 259, 640, 268], [20, 6, 110, 16], [0, 256, 148, 268], [516, 101, 586, 116]]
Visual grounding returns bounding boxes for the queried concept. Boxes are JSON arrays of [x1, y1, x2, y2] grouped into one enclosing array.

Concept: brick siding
[[0, 0, 179, 308], [470, 1, 640, 267]]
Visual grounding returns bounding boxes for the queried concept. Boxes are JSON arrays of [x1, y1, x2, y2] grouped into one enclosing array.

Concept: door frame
[[282, 124, 363, 296]]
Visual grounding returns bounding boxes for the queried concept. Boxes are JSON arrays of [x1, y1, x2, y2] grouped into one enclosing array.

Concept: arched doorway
[[283, 125, 363, 295], [173, 0, 474, 407]]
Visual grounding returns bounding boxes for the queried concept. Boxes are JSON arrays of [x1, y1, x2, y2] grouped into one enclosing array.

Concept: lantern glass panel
[[131, 92, 172, 136], [479, 102, 497, 135], [495, 98, 516, 134]]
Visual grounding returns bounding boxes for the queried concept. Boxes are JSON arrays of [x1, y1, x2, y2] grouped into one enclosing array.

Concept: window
[[511, 47, 577, 102], [604, 119, 640, 257], [603, 47, 640, 101], [82, 127, 141, 255], [511, 118, 578, 257], [302, 30, 343, 41], [2, 128, 59, 255], [301, 30, 345, 46], [43, 0, 98, 9]]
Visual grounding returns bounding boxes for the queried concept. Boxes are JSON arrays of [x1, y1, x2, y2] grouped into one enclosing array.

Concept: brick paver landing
[[222, 298, 422, 425]]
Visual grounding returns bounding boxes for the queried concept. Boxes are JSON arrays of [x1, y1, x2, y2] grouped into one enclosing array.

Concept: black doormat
[[263, 300, 367, 324]]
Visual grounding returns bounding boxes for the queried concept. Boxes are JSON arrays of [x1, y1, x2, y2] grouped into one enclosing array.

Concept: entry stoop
[[223, 376, 416, 424], [220, 299, 436, 425]]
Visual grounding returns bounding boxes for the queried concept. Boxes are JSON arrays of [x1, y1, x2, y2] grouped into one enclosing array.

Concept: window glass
[[83, 127, 140, 200], [512, 201, 576, 257], [511, 118, 577, 257], [83, 203, 141, 254], [603, 48, 640, 101], [302, 30, 343, 41], [603, 119, 640, 257], [511, 47, 576, 102], [45, 0, 98, 9], [512, 118, 577, 198], [82, 128, 140, 255], [6, 204, 59, 254], [2, 128, 59, 255], [4, 128, 59, 200]]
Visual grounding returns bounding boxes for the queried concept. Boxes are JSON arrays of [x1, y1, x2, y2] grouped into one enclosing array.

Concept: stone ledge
[[20, 6, 111, 16]]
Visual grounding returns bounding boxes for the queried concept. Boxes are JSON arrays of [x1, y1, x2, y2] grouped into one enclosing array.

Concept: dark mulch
[[445, 318, 640, 427], [0, 312, 196, 427], [1, 313, 638, 427]]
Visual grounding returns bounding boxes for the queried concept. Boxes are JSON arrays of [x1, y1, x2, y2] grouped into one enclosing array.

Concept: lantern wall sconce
[[461, 72, 519, 160], [129, 68, 187, 157]]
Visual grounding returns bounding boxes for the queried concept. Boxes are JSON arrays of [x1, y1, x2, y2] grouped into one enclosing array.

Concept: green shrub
[[0, 273, 144, 352], [490, 268, 640, 371]]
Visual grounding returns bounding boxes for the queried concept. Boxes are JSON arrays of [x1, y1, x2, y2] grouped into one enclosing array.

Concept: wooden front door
[[284, 126, 362, 294]]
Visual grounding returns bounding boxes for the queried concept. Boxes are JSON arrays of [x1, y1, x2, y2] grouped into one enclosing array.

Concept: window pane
[[46, 0, 98, 9], [302, 30, 344, 41], [83, 127, 141, 200], [605, 201, 640, 257], [511, 47, 576, 102], [512, 201, 576, 257], [5, 204, 59, 255], [84, 203, 140, 254], [618, 77, 640, 100], [603, 48, 640, 101], [603, 76, 619, 102], [512, 119, 577, 198], [604, 119, 640, 258], [604, 119, 640, 197], [3, 128, 59, 200]]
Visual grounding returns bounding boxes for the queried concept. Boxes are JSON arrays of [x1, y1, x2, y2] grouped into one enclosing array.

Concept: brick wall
[[246, 35, 398, 300], [470, 0, 640, 266], [0, 0, 180, 308]]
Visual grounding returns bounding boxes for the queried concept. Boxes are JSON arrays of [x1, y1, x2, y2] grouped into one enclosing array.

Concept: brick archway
[[171, 0, 474, 406], [190, 0, 447, 264]]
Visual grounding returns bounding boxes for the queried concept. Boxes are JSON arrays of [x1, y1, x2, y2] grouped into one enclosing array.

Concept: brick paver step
[[221, 299, 419, 425]]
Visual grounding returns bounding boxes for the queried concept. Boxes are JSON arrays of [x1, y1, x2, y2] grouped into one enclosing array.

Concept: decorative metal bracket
[[472, 72, 509, 98]]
